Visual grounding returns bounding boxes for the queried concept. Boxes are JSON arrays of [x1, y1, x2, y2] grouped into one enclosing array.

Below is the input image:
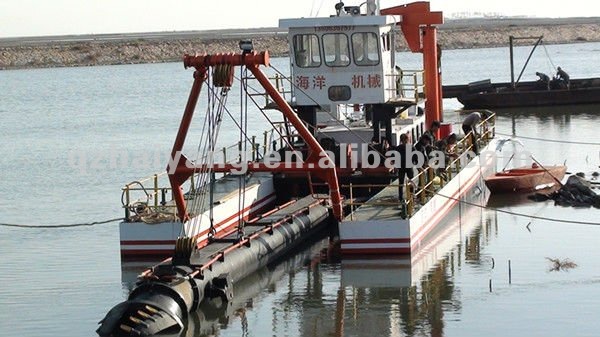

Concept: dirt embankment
[[0, 37, 290, 70], [1, 19, 599, 70]]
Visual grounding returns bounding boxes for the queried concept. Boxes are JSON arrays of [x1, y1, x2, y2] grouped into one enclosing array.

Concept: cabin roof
[[279, 15, 397, 29]]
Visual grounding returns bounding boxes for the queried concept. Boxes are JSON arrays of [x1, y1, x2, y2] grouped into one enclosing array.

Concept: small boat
[[484, 164, 567, 193], [443, 35, 600, 109], [451, 78, 600, 109]]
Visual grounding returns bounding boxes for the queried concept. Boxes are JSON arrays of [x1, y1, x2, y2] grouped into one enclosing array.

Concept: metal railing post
[[455, 155, 461, 173], [251, 135, 256, 161], [440, 169, 446, 187], [349, 182, 354, 221], [279, 131, 283, 150], [414, 73, 419, 101], [263, 131, 268, 155], [153, 174, 159, 208], [406, 180, 414, 216], [124, 186, 131, 219], [427, 167, 435, 197], [419, 170, 426, 204], [467, 132, 473, 152]]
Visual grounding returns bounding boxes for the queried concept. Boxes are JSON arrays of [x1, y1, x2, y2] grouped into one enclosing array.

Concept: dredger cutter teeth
[[97, 299, 182, 336]]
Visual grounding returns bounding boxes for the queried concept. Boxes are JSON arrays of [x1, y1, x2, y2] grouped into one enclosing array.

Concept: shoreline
[[1, 17, 599, 70]]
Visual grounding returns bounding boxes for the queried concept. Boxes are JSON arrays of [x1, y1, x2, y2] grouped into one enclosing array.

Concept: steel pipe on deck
[[98, 198, 330, 337]]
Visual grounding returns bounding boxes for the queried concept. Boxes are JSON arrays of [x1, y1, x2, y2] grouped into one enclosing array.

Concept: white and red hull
[[341, 189, 491, 287], [120, 177, 276, 258], [339, 140, 497, 255]]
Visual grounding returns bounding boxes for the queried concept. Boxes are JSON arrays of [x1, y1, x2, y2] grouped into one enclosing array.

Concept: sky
[[0, 0, 597, 38]]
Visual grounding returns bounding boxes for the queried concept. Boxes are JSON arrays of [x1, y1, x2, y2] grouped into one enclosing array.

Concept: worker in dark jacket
[[556, 66, 570, 89], [462, 111, 482, 154], [394, 133, 414, 200], [423, 120, 440, 148], [535, 71, 550, 90], [414, 134, 432, 160]]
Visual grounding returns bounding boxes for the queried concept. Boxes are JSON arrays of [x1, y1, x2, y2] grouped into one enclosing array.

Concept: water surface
[[1, 42, 600, 337]]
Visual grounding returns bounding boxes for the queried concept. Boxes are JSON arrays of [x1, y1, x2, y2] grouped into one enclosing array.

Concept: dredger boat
[[99, 1, 498, 335]]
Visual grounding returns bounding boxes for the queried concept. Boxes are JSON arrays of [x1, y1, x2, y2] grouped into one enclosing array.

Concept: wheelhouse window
[[293, 34, 321, 68], [323, 33, 350, 67], [352, 32, 380, 66]]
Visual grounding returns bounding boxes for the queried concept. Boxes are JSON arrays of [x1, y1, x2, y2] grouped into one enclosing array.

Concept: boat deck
[[345, 178, 407, 222], [127, 171, 273, 222], [188, 195, 324, 262], [344, 160, 469, 222], [185, 172, 273, 214]]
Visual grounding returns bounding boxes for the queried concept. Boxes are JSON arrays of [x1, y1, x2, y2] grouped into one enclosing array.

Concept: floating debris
[[529, 175, 600, 208], [546, 257, 578, 272]]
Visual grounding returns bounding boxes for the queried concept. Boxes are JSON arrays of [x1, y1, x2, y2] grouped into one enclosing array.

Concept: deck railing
[[346, 112, 496, 219], [245, 73, 293, 107], [121, 123, 295, 220], [385, 69, 425, 102], [123, 112, 495, 221]]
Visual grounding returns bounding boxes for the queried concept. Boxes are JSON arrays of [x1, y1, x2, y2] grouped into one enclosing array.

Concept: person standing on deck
[[423, 120, 440, 149], [462, 111, 482, 155], [556, 66, 570, 89], [414, 134, 432, 160], [394, 133, 414, 200]]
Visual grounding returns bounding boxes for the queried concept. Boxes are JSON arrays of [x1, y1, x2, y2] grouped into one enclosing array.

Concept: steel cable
[[495, 132, 600, 145], [0, 217, 123, 228]]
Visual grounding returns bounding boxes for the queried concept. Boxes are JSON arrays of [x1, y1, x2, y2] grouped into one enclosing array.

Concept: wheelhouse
[[280, 14, 400, 106]]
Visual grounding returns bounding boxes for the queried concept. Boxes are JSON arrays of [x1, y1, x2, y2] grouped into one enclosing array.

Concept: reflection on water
[[338, 209, 514, 337], [121, 197, 496, 337], [486, 193, 537, 208], [494, 103, 600, 116], [497, 104, 600, 138]]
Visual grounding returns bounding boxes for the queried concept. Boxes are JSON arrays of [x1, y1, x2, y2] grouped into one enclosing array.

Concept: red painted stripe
[[340, 247, 411, 254], [411, 203, 483, 265], [340, 168, 484, 255], [411, 157, 493, 247], [120, 193, 275, 252], [126, 193, 272, 242], [212, 193, 275, 228], [411, 165, 483, 242], [340, 238, 410, 244], [411, 185, 473, 245], [191, 193, 275, 239], [338, 156, 492, 256]]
